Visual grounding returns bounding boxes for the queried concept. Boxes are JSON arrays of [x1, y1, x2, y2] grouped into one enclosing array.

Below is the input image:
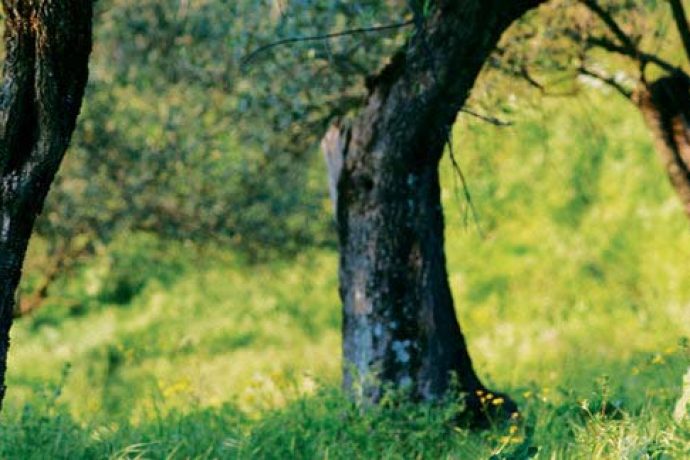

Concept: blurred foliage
[[17, 1, 690, 303], [34, 0, 684, 302], [2, 0, 426, 308], [22, 0, 411, 301]]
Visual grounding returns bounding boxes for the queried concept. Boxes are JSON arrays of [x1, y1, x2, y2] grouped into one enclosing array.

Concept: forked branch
[[586, 34, 678, 74], [580, 0, 639, 56]]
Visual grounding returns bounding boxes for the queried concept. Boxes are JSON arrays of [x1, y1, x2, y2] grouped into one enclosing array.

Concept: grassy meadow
[[1, 91, 690, 458]]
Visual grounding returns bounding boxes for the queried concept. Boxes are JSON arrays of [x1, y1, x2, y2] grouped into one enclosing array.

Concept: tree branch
[[578, 65, 633, 100], [580, 0, 639, 56], [518, 65, 546, 92], [460, 108, 513, 126], [446, 136, 483, 237], [242, 20, 414, 66], [670, 0, 690, 65], [587, 35, 679, 73]]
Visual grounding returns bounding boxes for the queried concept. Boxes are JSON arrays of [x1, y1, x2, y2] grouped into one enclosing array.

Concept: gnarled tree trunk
[[324, 0, 543, 420], [0, 0, 93, 411], [635, 73, 690, 217]]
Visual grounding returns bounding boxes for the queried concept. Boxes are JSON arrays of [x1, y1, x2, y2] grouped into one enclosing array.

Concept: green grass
[[2, 92, 690, 458]]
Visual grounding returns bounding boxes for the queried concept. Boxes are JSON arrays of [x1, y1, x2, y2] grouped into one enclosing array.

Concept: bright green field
[[2, 92, 690, 459]]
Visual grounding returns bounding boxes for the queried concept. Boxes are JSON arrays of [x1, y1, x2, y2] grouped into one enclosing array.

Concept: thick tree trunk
[[0, 0, 93, 411], [324, 1, 543, 420], [635, 73, 690, 217]]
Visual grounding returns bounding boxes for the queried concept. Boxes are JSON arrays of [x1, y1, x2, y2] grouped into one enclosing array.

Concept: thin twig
[[519, 65, 546, 91], [586, 35, 678, 73], [580, 0, 638, 55], [491, 60, 580, 97], [578, 65, 633, 100], [461, 108, 513, 127], [446, 135, 484, 237], [242, 20, 414, 66]]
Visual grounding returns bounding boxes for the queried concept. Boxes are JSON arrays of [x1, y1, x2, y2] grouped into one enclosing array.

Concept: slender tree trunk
[[324, 0, 543, 420], [0, 0, 93, 411], [635, 72, 690, 217]]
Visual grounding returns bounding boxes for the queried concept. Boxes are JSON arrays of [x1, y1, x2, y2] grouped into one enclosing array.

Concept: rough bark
[[0, 0, 93, 411], [324, 0, 544, 420], [635, 73, 690, 217]]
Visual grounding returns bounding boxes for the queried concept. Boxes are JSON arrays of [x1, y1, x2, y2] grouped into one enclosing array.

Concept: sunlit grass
[[2, 92, 690, 458]]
